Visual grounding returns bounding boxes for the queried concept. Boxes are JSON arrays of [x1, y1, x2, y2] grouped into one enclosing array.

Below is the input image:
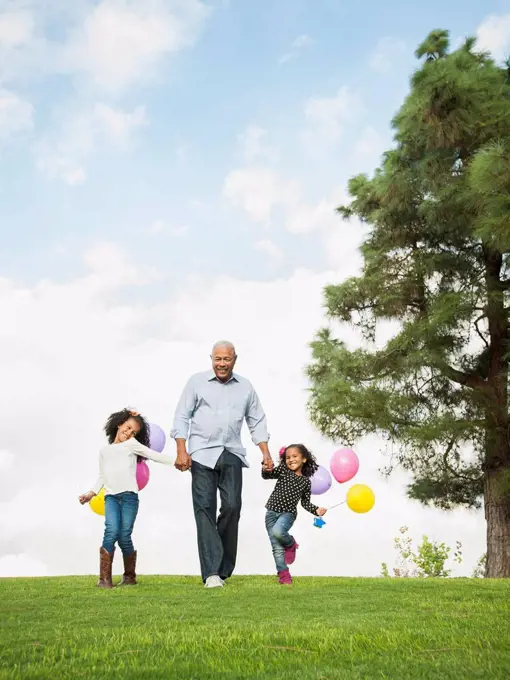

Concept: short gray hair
[[212, 340, 236, 355]]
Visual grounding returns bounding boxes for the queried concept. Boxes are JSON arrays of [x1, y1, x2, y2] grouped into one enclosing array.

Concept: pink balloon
[[136, 460, 150, 491], [330, 448, 359, 483]]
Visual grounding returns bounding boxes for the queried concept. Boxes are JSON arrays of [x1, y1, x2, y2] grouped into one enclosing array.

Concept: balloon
[[346, 484, 375, 513], [310, 465, 332, 495], [149, 423, 166, 452], [313, 517, 326, 528], [136, 460, 150, 490], [90, 488, 105, 516], [330, 448, 359, 483]]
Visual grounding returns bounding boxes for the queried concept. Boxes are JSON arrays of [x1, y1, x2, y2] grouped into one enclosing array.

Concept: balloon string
[[328, 501, 346, 510]]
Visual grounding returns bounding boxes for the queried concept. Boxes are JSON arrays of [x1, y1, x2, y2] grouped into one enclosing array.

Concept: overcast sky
[[1, 0, 507, 578]]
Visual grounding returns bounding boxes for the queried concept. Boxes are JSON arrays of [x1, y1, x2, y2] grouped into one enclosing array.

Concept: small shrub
[[472, 553, 486, 578], [382, 526, 463, 578]]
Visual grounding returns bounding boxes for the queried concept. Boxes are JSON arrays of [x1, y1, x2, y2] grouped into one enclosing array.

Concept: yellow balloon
[[346, 484, 375, 513], [89, 488, 105, 516]]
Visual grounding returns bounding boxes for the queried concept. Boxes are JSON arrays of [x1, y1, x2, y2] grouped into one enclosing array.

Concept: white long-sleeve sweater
[[92, 437, 173, 496]]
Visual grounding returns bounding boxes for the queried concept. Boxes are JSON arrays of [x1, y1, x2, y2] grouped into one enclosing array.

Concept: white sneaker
[[205, 575, 224, 588]]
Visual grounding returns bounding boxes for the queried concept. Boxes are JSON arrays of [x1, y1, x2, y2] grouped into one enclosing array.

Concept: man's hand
[[258, 442, 274, 471], [262, 453, 274, 472], [174, 438, 191, 472], [174, 449, 192, 472], [316, 507, 327, 516], [79, 491, 95, 505]]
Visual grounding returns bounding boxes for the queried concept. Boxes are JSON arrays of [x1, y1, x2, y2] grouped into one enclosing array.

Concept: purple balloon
[[310, 465, 332, 495], [149, 422, 166, 453]]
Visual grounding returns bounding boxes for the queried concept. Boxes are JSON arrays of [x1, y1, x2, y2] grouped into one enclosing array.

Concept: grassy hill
[[1, 575, 509, 679]]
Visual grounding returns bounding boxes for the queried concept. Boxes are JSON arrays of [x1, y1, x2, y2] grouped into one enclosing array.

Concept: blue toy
[[313, 501, 345, 528]]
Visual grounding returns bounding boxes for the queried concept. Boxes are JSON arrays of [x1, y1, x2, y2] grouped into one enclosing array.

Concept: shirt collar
[[207, 370, 239, 384]]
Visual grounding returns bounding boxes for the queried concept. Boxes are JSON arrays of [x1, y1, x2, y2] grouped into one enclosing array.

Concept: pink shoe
[[284, 541, 299, 565], [278, 569, 293, 584]]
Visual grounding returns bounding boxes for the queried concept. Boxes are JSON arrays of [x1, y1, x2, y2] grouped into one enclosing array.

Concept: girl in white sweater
[[79, 408, 173, 588]]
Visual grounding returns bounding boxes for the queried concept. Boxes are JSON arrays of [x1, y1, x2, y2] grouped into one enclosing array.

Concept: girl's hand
[[79, 491, 95, 505], [262, 453, 274, 472], [317, 508, 327, 516], [174, 449, 192, 472]]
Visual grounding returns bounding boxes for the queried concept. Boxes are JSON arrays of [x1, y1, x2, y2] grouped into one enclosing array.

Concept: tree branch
[[443, 439, 484, 483], [439, 361, 490, 392], [474, 314, 489, 349]]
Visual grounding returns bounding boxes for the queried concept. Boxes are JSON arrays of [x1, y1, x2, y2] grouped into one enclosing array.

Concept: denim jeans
[[265, 510, 295, 573], [191, 450, 243, 582], [102, 492, 139, 555]]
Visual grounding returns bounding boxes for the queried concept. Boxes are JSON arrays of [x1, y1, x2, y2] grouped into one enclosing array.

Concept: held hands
[[262, 453, 274, 472], [316, 508, 327, 517], [174, 449, 192, 472], [78, 491, 95, 505]]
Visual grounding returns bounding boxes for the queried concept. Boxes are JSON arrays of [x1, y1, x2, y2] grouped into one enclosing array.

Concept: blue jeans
[[102, 492, 139, 556], [265, 510, 295, 573], [191, 450, 243, 582]]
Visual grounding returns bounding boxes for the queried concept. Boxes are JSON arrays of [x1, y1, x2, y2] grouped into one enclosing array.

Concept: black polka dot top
[[262, 464, 319, 517]]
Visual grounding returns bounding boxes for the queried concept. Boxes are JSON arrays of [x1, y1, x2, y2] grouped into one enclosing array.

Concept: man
[[171, 341, 274, 588]]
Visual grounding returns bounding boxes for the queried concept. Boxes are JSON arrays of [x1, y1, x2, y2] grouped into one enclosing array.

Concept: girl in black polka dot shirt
[[262, 444, 327, 584]]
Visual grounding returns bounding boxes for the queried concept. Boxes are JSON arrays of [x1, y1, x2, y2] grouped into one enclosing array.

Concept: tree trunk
[[483, 247, 510, 577], [484, 466, 510, 577]]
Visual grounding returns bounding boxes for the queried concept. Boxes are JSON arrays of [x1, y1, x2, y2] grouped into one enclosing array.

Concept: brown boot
[[119, 550, 137, 586], [97, 547, 114, 589]]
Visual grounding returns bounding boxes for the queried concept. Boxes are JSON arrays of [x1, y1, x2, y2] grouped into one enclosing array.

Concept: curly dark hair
[[104, 409, 151, 462], [279, 443, 319, 478]]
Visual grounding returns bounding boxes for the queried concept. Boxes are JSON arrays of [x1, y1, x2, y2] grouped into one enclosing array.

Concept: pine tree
[[307, 30, 510, 577]]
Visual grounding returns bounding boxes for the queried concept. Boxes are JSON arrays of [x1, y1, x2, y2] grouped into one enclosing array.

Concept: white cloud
[[222, 155, 366, 279], [0, 248, 485, 577], [253, 239, 284, 264], [0, 449, 14, 471], [83, 241, 139, 278], [476, 13, 510, 62], [66, 167, 87, 186], [279, 33, 314, 64], [223, 166, 299, 225], [293, 34, 314, 50], [223, 163, 344, 237], [149, 219, 167, 234], [63, 0, 210, 93], [0, 9, 34, 48], [0, 4, 74, 84], [93, 102, 147, 142], [0, 88, 33, 144], [35, 102, 146, 184], [354, 125, 387, 164], [0, 553, 48, 577], [0, 1, 210, 89], [237, 125, 276, 163], [369, 36, 406, 73], [323, 213, 367, 273], [0, 2, 212, 183], [148, 219, 188, 235], [304, 86, 364, 144], [82, 241, 163, 289], [285, 195, 339, 235]]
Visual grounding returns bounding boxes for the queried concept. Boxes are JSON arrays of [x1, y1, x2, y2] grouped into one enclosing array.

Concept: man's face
[[212, 346, 236, 382]]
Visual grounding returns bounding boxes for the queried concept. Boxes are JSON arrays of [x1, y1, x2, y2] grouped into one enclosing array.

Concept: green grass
[[1, 575, 509, 679]]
